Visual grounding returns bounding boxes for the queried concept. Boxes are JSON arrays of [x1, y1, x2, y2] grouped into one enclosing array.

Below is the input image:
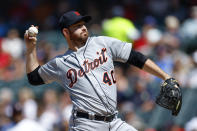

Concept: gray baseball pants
[[69, 115, 138, 131]]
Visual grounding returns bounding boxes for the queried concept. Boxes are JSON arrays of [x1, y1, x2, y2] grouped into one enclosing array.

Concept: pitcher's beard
[[70, 31, 89, 46]]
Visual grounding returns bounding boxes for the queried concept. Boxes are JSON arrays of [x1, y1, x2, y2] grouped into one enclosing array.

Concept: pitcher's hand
[[24, 25, 38, 50]]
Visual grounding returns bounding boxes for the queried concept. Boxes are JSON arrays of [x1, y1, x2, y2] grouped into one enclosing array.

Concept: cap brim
[[81, 15, 92, 23], [63, 15, 92, 28]]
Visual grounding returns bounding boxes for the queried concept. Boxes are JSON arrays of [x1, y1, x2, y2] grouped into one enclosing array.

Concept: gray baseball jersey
[[38, 36, 132, 116]]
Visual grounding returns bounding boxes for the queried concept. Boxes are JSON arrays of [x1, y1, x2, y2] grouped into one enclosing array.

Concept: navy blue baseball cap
[[59, 11, 91, 30]]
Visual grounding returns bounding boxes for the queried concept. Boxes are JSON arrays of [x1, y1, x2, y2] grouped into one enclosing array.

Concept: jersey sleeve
[[103, 36, 132, 62], [38, 58, 60, 84]]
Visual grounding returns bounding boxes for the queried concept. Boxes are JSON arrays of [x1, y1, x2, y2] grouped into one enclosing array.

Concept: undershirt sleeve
[[27, 66, 44, 85], [126, 50, 148, 69]]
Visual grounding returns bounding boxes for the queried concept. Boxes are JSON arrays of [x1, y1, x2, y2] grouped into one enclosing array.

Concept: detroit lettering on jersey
[[67, 48, 107, 88]]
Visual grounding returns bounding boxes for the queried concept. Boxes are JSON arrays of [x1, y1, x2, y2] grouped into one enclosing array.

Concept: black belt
[[75, 111, 115, 122]]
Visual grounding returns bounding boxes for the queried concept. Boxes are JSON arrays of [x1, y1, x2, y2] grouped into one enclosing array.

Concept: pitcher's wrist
[[26, 47, 36, 54]]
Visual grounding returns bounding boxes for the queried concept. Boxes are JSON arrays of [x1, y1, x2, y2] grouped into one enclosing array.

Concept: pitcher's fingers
[[29, 37, 37, 41], [24, 30, 29, 38]]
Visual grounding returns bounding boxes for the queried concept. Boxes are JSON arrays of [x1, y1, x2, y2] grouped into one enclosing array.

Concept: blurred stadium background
[[0, 0, 197, 131]]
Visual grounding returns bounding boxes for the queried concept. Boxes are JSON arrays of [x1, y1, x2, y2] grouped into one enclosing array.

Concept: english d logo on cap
[[59, 11, 92, 30], [74, 11, 80, 16]]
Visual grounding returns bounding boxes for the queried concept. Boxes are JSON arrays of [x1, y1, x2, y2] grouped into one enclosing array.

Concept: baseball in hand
[[28, 26, 38, 37]]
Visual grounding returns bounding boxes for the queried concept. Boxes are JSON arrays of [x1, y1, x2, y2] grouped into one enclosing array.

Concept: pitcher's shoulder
[[55, 53, 71, 62], [90, 35, 112, 40], [92, 36, 121, 42]]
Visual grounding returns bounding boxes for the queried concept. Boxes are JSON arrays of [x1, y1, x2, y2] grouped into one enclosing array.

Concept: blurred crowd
[[1, 0, 197, 131]]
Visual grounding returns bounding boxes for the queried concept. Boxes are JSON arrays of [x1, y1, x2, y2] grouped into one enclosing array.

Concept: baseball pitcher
[[24, 11, 182, 131]]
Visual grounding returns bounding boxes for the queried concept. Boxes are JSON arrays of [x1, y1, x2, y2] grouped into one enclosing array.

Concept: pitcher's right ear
[[62, 28, 70, 37]]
